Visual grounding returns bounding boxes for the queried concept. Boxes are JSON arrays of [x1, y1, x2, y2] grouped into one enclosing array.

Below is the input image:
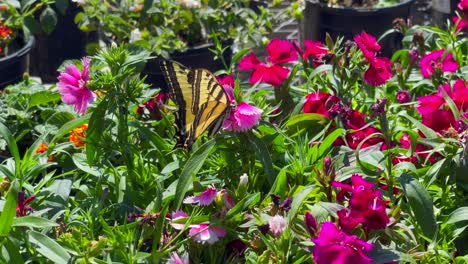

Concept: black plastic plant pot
[[143, 42, 232, 90], [29, 3, 96, 83], [0, 36, 35, 89], [301, 0, 415, 56]]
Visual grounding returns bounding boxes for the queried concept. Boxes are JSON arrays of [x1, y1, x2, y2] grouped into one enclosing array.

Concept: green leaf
[[72, 153, 103, 177], [40, 8, 58, 34], [174, 139, 215, 209], [399, 114, 437, 139], [2, 237, 24, 264], [318, 128, 344, 157], [54, 0, 69, 15], [398, 173, 438, 239], [0, 123, 20, 177], [13, 216, 59, 228], [247, 133, 275, 186], [23, 16, 41, 34], [50, 115, 89, 145], [29, 91, 61, 107], [0, 180, 18, 237], [226, 192, 261, 218], [287, 185, 314, 222], [231, 48, 250, 64], [284, 113, 329, 136], [28, 230, 71, 263], [447, 207, 468, 225]]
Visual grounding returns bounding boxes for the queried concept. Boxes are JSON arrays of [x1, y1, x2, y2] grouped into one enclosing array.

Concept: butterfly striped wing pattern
[[160, 60, 231, 149]]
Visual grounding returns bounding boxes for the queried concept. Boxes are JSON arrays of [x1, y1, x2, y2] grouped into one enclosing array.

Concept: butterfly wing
[[160, 60, 230, 149]]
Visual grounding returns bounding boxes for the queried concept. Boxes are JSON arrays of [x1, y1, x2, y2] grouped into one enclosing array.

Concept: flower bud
[[239, 173, 248, 187], [396, 90, 411, 104], [304, 212, 318, 237]]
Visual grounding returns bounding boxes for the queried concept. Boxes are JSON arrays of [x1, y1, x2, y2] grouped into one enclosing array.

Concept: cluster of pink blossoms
[[304, 175, 390, 264], [303, 92, 386, 150]]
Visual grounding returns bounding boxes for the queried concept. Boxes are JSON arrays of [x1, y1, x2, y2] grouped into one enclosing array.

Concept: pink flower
[[363, 56, 393, 86], [269, 215, 287, 237], [459, 0, 468, 11], [170, 210, 189, 230], [420, 49, 458, 78], [57, 57, 96, 115], [335, 110, 387, 150], [303, 92, 340, 118], [239, 39, 297, 86], [189, 224, 227, 244], [216, 74, 235, 102], [453, 16, 468, 33], [184, 187, 217, 206], [354, 32, 381, 60], [354, 32, 392, 86], [332, 175, 390, 231], [303, 40, 329, 61], [223, 102, 263, 132], [167, 252, 189, 264], [16, 191, 35, 217], [312, 222, 373, 264], [417, 79, 468, 132]]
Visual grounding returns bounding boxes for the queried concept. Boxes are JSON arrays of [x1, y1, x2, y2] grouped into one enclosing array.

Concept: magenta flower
[[354, 32, 392, 86], [303, 40, 329, 61], [269, 215, 287, 237], [354, 32, 381, 60], [459, 0, 468, 11], [332, 175, 390, 231], [453, 16, 468, 33], [223, 102, 263, 132], [363, 56, 393, 86], [216, 74, 235, 102], [303, 92, 340, 118], [184, 187, 217, 206], [57, 57, 96, 115], [16, 191, 35, 217], [167, 252, 189, 264], [189, 224, 227, 244], [420, 49, 458, 78], [239, 39, 297, 86], [417, 79, 468, 132], [312, 222, 373, 264]]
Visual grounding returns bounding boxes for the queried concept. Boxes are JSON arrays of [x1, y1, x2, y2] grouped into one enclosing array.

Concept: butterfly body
[[160, 60, 231, 149]]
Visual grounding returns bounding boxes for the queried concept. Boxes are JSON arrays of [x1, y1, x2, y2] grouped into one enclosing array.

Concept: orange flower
[[35, 143, 48, 154], [0, 22, 13, 38], [69, 124, 89, 147]]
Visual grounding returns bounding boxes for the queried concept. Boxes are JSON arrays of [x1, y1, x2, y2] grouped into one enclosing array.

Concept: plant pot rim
[[0, 35, 35, 63], [306, 0, 415, 12]]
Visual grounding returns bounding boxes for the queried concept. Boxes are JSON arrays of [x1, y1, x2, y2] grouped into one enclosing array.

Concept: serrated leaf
[[398, 173, 437, 239], [28, 230, 70, 263]]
